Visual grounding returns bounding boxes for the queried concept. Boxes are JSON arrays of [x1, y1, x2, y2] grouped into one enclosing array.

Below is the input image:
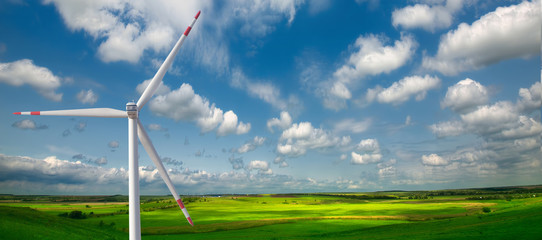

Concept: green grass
[[1, 190, 541, 239], [0, 206, 127, 240]]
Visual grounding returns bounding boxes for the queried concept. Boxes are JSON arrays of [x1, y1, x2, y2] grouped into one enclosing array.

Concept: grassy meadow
[[0, 186, 541, 239]]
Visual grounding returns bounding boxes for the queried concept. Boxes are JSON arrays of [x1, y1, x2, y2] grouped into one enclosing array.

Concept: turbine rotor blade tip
[[13, 112, 21, 115], [195, 10, 201, 19], [188, 217, 194, 226]]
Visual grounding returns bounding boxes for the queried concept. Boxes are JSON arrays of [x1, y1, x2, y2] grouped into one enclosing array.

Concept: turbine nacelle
[[126, 102, 138, 119]]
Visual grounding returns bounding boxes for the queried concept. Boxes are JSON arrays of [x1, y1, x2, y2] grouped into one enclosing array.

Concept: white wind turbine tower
[[13, 10, 201, 240]]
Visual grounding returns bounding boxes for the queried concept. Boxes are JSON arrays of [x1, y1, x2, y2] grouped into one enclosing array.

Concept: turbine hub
[[126, 102, 138, 119]]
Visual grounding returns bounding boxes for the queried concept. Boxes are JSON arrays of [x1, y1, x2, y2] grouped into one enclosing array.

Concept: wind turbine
[[13, 10, 201, 240]]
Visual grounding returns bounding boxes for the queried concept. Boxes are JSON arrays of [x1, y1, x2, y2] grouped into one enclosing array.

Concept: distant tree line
[[317, 194, 399, 200], [466, 194, 538, 201]]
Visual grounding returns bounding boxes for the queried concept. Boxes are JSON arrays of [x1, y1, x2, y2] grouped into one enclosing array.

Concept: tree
[[68, 210, 87, 219]]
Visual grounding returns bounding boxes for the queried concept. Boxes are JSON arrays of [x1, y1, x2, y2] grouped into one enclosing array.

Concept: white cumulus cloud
[[0, 59, 63, 101], [392, 0, 464, 32], [247, 160, 272, 175], [278, 122, 351, 157], [267, 111, 293, 133], [351, 138, 382, 164], [217, 110, 251, 136], [441, 78, 489, 113], [422, 153, 449, 166], [517, 81, 542, 113], [423, 0, 541, 75], [431, 82, 542, 140], [351, 151, 381, 165], [235, 136, 266, 154], [329, 34, 417, 100], [148, 83, 249, 136], [43, 0, 209, 63], [365, 75, 441, 105]]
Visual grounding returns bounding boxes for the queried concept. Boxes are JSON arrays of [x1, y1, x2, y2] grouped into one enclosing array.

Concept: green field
[[1, 186, 541, 239]]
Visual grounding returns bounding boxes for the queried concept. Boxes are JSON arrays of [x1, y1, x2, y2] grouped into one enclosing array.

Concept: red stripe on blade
[[195, 11, 201, 19], [176, 199, 185, 209], [31, 111, 40, 115], [187, 217, 194, 226], [13, 112, 21, 115], [183, 26, 192, 36]]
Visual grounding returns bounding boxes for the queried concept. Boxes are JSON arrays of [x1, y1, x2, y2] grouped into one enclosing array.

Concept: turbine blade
[[137, 119, 194, 226], [137, 10, 201, 110], [13, 108, 127, 118]]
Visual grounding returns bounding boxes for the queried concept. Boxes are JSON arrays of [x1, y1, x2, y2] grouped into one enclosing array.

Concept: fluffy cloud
[[351, 138, 382, 164], [217, 111, 251, 136], [234, 136, 266, 154], [267, 111, 293, 133], [0, 59, 63, 101], [320, 34, 417, 110], [43, 0, 210, 63], [147, 83, 249, 136], [76, 89, 98, 105], [278, 122, 351, 157], [429, 120, 464, 138], [12, 119, 48, 130], [247, 160, 270, 171], [441, 78, 489, 113], [421, 154, 448, 166], [431, 101, 520, 138], [357, 138, 379, 151], [423, 0, 541, 75], [431, 81, 542, 139], [499, 116, 542, 140], [365, 75, 440, 105], [460, 101, 518, 134], [392, 0, 464, 32], [148, 83, 222, 130], [329, 34, 417, 100], [351, 151, 381, 165], [517, 81, 542, 113]]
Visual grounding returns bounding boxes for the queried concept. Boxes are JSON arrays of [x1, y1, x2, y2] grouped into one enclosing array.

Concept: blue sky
[[0, 0, 540, 195]]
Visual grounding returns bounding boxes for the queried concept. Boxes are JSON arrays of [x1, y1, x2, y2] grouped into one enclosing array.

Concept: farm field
[[0, 186, 541, 239]]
